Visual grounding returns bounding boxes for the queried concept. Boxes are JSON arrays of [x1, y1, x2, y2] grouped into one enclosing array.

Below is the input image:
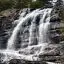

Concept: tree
[[30, 0, 47, 8], [14, 0, 32, 9], [0, 0, 14, 11], [0, 0, 48, 11]]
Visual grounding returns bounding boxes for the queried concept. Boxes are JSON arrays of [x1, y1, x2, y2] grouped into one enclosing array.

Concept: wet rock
[[9, 59, 47, 64], [50, 33, 60, 43], [0, 9, 20, 49], [0, 53, 6, 64], [60, 41, 64, 44], [39, 44, 60, 56], [59, 44, 64, 55], [50, 14, 61, 22]]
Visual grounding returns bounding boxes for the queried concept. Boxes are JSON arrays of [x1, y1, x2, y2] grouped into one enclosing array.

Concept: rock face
[[49, 0, 64, 44], [0, 9, 20, 49]]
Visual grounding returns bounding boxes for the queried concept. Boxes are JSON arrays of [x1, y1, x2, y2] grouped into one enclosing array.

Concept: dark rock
[[50, 32, 60, 43], [9, 59, 47, 64], [30, 8, 36, 12], [44, 3, 53, 8], [39, 44, 60, 57], [0, 9, 20, 49], [50, 29, 61, 34], [50, 15, 61, 22]]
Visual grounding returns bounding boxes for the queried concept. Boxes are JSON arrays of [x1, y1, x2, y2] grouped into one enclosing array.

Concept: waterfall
[[7, 9, 52, 50], [0, 0, 59, 63], [1, 8, 51, 62], [0, 8, 52, 63]]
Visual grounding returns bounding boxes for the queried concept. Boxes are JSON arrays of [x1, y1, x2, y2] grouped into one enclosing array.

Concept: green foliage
[[30, 0, 45, 8], [0, 0, 14, 11], [0, 0, 47, 11], [14, 0, 32, 9]]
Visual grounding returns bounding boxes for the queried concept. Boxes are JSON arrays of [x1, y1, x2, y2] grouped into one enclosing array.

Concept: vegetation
[[0, 0, 14, 11], [0, 0, 48, 11]]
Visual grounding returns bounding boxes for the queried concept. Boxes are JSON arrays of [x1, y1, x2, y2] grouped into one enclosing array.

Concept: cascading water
[[0, 0, 59, 64], [0, 8, 52, 63], [50, 0, 57, 6]]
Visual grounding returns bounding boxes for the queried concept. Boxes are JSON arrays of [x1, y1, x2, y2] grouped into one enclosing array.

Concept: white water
[[39, 9, 51, 44], [7, 9, 40, 49], [0, 0, 59, 63], [50, 0, 57, 6], [62, 0, 64, 5], [7, 8, 52, 50]]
